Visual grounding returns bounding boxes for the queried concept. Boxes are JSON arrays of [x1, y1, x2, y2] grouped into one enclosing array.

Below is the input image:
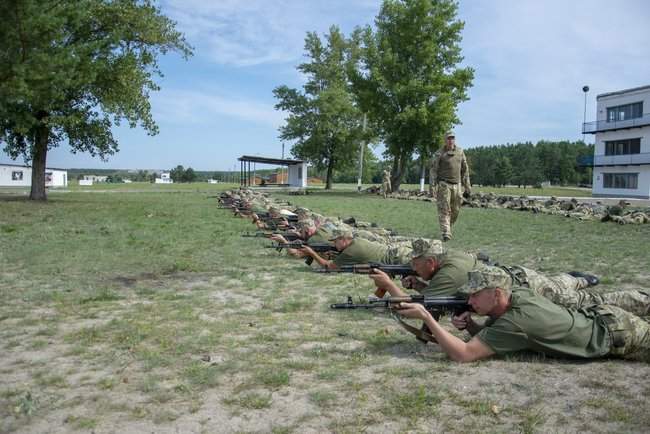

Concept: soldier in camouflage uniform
[[430, 132, 471, 241], [300, 228, 412, 270], [485, 266, 650, 316], [382, 169, 392, 199], [368, 239, 611, 304], [395, 268, 650, 362]]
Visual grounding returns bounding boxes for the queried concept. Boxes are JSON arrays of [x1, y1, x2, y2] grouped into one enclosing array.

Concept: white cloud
[[152, 87, 286, 128], [456, 0, 650, 146], [161, 0, 379, 67]]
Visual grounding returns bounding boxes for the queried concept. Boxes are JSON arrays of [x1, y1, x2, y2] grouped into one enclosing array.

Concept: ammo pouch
[[591, 306, 626, 349], [499, 265, 529, 288]]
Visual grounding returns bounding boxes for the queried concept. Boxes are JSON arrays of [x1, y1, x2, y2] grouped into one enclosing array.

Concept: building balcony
[[593, 152, 650, 167], [582, 113, 650, 134]]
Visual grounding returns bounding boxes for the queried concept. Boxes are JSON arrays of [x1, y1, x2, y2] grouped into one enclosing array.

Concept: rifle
[[267, 241, 338, 266], [330, 294, 470, 315], [266, 241, 336, 253], [256, 212, 299, 223], [331, 295, 472, 344], [317, 263, 416, 277], [242, 231, 302, 241], [316, 263, 417, 298]]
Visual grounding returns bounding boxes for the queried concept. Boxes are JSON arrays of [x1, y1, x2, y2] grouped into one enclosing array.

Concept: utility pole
[[357, 113, 367, 192], [582, 85, 589, 143], [419, 157, 426, 192]]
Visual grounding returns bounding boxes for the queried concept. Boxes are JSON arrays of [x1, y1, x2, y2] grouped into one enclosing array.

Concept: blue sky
[[2, 0, 649, 171]]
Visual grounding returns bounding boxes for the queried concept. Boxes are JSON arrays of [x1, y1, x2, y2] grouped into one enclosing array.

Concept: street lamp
[[582, 85, 589, 143], [357, 113, 367, 192]]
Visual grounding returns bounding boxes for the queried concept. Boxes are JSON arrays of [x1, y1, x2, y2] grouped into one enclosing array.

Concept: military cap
[[296, 219, 316, 230], [458, 267, 512, 295], [411, 238, 445, 259], [328, 228, 353, 241], [294, 207, 311, 216], [445, 131, 455, 138]]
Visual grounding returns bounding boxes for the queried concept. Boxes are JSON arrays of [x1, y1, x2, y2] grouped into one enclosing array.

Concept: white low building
[[154, 172, 173, 184], [82, 175, 108, 183], [0, 164, 68, 187], [583, 84, 650, 198]]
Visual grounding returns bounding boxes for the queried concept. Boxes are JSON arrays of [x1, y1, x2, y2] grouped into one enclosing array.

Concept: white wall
[[0, 165, 31, 187], [593, 166, 650, 198], [0, 165, 67, 187], [287, 163, 308, 188]]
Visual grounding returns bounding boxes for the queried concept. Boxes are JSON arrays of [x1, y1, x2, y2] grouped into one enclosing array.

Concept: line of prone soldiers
[[219, 189, 650, 363]]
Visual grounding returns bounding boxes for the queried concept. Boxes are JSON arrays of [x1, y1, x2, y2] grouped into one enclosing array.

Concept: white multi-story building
[[0, 164, 68, 187], [583, 84, 650, 198]]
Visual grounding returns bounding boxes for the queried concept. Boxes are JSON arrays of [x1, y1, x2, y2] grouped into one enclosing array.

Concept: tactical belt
[[499, 265, 529, 288], [590, 306, 626, 349], [437, 178, 459, 185]]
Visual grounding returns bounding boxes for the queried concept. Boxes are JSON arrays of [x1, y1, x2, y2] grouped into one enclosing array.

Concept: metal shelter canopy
[[237, 155, 304, 187]]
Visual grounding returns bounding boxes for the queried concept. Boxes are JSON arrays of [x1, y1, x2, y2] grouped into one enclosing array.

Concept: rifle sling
[[390, 311, 438, 344]]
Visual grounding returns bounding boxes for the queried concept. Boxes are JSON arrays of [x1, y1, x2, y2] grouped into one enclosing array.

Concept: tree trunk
[[29, 120, 49, 201], [390, 157, 401, 191], [391, 152, 409, 192], [325, 158, 334, 190]]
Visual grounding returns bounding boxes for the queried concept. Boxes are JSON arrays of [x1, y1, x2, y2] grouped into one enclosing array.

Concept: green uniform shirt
[[430, 146, 470, 189], [476, 287, 611, 358], [334, 238, 390, 267], [420, 250, 479, 297], [309, 227, 331, 244]]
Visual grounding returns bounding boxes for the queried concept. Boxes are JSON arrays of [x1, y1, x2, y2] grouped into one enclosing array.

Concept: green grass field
[[1, 185, 648, 433]]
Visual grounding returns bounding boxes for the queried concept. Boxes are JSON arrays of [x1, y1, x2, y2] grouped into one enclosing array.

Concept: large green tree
[[0, 0, 192, 200], [349, 0, 474, 190], [274, 26, 368, 189]]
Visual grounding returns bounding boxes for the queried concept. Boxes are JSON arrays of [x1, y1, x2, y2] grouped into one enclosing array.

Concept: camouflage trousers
[[515, 266, 650, 316], [593, 305, 650, 361], [386, 242, 413, 264], [382, 182, 391, 198], [436, 181, 463, 238]]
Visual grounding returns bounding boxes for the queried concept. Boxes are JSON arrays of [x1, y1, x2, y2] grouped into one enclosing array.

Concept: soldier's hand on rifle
[[300, 245, 315, 256], [451, 311, 472, 330], [270, 234, 287, 244], [401, 275, 426, 290], [368, 268, 392, 289], [395, 302, 431, 321]]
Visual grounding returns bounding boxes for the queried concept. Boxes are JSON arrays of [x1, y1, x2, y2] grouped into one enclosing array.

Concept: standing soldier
[[430, 131, 471, 241], [382, 169, 392, 199]]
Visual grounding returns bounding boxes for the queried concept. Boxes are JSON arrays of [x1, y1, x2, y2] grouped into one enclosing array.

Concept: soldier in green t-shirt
[[369, 238, 479, 298], [300, 228, 412, 270], [369, 239, 632, 312], [269, 219, 332, 260], [395, 269, 650, 362]]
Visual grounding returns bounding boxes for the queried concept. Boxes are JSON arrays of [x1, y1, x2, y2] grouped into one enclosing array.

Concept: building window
[[12, 171, 23, 181], [604, 138, 641, 156], [607, 102, 643, 122], [603, 173, 638, 189]]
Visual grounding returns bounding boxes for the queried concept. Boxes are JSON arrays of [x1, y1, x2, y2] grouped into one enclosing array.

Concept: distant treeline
[[322, 140, 593, 187], [465, 140, 593, 187]]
